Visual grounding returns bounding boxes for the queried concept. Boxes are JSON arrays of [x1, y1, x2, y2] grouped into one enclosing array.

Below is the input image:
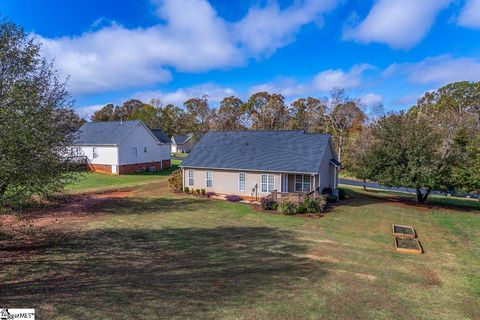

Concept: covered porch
[[265, 173, 320, 203]]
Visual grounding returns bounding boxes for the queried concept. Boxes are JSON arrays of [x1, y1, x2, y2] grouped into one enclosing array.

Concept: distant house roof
[[150, 129, 170, 144], [75, 120, 167, 145], [181, 131, 334, 174], [172, 134, 193, 145]]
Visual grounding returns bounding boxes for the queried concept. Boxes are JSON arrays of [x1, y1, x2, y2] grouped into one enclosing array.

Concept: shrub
[[226, 194, 241, 202], [295, 203, 307, 214], [339, 188, 346, 200], [278, 202, 297, 215], [327, 195, 337, 203], [303, 198, 320, 214], [200, 189, 206, 195], [168, 169, 183, 192], [195, 189, 200, 194], [206, 191, 215, 198], [184, 187, 189, 193], [316, 195, 328, 212], [261, 198, 277, 210]]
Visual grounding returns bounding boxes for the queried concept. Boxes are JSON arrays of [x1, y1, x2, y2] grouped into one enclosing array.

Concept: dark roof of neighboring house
[[172, 134, 193, 145], [150, 129, 170, 143], [75, 120, 167, 145], [181, 131, 334, 174]]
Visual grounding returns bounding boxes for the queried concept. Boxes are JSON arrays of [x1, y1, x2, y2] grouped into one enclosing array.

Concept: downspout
[[116, 144, 120, 174], [160, 143, 163, 170]]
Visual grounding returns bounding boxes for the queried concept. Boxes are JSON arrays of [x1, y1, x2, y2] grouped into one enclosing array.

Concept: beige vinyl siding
[[318, 142, 338, 191], [183, 168, 282, 197]]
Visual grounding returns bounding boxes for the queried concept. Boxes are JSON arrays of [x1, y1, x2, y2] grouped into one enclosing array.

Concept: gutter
[[179, 165, 317, 175]]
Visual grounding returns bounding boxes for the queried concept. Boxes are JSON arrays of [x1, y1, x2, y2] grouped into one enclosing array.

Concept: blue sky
[[2, 0, 480, 117]]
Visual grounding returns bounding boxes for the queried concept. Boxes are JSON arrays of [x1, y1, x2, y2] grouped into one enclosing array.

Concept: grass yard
[[66, 159, 181, 193], [1, 178, 479, 319], [172, 152, 189, 158]]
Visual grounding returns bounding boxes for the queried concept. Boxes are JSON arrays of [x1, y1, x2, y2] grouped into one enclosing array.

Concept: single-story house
[[171, 134, 195, 153], [68, 120, 171, 174], [180, 131, 340, 200]]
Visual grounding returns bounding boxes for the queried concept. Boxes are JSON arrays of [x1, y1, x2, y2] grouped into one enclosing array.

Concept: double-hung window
[[92, 147, 98, 159], [133, 147, 138, 158], [261, 173, 275, 193], [188, 170, 195, 186], [295, 175, 311, 192], [239, 173, 246, 191], [206, 171, 213, 187], [144, 147, 148, 153]]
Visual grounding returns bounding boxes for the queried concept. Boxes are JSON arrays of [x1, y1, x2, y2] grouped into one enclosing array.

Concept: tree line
[[91, 89, 367, 163]]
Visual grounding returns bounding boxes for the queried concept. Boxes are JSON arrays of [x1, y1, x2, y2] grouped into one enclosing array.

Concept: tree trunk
[[363, 178, 367, 191], [416, 188, 431, 204], [0, 183, 7, 197], [338, 136, 343, 164]]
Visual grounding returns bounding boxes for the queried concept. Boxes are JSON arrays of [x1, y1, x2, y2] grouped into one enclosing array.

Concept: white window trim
[[261, 173, 275, 193], [133, 147, 138, 158], [206, 171, 213, 188], [144, 146, 148, 153], [239, 172, 246, 191], [92, 147, 98, 159], [295, 174, 312, 192], [188, 170, 195, 187]]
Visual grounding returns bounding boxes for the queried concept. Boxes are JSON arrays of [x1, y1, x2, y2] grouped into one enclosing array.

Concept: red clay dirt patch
[[0, 189, 135, 230]]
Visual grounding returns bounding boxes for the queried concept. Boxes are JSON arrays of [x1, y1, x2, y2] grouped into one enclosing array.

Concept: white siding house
[[69, 120, 171, 174]]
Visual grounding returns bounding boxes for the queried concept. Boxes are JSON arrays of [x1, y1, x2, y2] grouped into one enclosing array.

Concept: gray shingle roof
[[150, 129, 170, 143], [181, 131, 333, 174], [172, 134, 192, 145], [75, 120, 166, 145]]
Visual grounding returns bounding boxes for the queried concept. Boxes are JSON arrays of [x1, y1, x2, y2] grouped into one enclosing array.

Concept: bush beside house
[[262, 195, 327, 216]]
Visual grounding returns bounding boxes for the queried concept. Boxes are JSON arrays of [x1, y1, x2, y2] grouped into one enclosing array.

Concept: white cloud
[[343, 0, 451, 49], [248, 64, 372, 100], [39, 0, 340, 95], [313, 64, 372, 92], [361, 93, 382, 106], [235, 0, 338, 57], [75, 104, 105, 118], [387, 55, 480, 85], [458, 0, 480, 29], [133, 83, 237, 106]]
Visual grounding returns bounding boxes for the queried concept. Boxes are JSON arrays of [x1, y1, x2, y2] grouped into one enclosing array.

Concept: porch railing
[[266, 187, 321, 203]]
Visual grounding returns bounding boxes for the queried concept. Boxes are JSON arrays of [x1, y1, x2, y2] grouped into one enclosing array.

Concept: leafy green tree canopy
[[0, 18, 75, 207]]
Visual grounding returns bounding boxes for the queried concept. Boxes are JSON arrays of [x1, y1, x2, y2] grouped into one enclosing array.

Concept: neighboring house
[[68, 120, 171, 174], [171, 134, 195, 153], [180, 131, 340, 200]]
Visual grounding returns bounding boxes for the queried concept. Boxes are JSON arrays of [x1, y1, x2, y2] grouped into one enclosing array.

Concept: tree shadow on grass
[[92, 197, 210, 215], [0, 226, 325, 319], [338, 188, 480, 212]]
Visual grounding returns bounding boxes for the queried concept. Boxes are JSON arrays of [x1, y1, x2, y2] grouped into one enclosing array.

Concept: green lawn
[[66, 160, 181, 193], [341, 184, 480, 210], [1, 179, 479, 319], [172, 152, 189, 158]]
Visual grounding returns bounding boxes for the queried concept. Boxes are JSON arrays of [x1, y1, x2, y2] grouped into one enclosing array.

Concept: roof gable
[[181, 131, 333, 173], [172, 134, 193, 145], [75, 120, 161, 145]]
